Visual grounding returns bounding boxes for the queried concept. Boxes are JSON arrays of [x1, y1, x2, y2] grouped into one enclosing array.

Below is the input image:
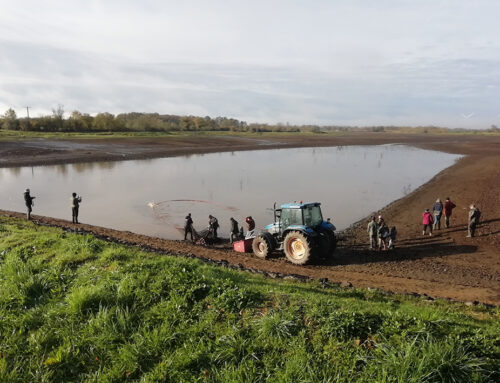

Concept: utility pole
[[26, 106, 31, 119]]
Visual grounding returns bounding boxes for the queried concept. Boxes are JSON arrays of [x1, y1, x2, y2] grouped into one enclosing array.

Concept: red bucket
[[233, 239, 253, 253]]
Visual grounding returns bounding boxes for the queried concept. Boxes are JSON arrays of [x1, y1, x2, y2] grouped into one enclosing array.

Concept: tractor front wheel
[[252, 235, 272, 259], [283, 231, 312, 265]]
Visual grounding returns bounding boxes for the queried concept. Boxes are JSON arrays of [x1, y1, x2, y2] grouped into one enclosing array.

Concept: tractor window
[[281, 208, 303, 227], [303, 206, 323, 227]]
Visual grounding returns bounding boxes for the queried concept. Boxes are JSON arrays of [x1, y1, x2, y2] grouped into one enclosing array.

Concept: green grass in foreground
[[0, 217, 498, 382]]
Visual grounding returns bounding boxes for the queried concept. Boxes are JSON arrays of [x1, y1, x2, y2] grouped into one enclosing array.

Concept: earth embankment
[[1, 133, 499, 304]]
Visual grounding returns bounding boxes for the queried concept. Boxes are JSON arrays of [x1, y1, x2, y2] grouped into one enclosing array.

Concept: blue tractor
[[252, 202, 337, 265]]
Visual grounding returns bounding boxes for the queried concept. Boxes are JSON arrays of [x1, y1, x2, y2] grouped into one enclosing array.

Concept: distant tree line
[[0, 106, 303, 133], [1, 106, 499, 134]]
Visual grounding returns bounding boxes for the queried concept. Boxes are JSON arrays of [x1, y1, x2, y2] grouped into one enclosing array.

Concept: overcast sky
[[1, 0, 499, 128]]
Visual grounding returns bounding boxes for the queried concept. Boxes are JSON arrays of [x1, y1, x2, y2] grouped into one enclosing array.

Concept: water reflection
[[6, 167, 22, 177], [0, 145, 461, 240], [55, 164, 68, 175]]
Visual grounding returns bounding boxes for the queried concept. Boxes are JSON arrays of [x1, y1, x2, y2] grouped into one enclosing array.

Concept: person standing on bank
[[245, 216, 256, 237], [184, 213, 194, 241], [366, 216, 378, 250], [422, 208, 433, 236], [229, 217, 239, 244], [71, 193, 82, 224], [443, 197, 456, 228], [209, 214, 219, 239], [467, 204, 481, 238], [433, 198, 443, 230], [24, 188, 35, 220], [377, 220, 389, 251]]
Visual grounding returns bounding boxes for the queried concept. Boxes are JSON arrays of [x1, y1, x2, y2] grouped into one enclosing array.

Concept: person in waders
[[209, 215, 219, 238], [24, 188, 35, 220], [71, 193, 82, 224], [184, 213, 194, 241]]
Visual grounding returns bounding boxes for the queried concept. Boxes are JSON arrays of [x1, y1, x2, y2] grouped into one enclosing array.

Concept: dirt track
[[1, 133, 499, 305]]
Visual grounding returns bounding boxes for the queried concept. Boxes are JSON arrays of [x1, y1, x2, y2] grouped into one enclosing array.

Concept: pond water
[[0, 145, 461, 239]]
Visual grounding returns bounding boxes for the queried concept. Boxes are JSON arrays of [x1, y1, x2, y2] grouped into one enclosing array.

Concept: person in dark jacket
[[467, 204, 481, 238], [229, 217, 240, 244], [184, 213, 194, 241], [377, 220, 389, 250], [209, 215, 219, 238], [23, 188, 35, 220], [433, 198, 443, 230], [388, 226, 397, 249], [70, 192, 82, 224], [443, 197, 456, 228]]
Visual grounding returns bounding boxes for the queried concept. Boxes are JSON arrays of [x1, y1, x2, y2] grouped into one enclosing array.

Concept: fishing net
[[147, 199, 241, 241]]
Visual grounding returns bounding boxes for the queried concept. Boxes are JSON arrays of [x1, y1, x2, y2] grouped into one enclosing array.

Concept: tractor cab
[[266, 202, 335, 237]]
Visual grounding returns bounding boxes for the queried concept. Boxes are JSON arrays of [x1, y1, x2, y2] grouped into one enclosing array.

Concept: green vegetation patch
[[0, 216, 498, 382]]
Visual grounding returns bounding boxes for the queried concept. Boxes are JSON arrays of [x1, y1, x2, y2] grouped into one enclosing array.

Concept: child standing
[[422, 209, 434, 236]]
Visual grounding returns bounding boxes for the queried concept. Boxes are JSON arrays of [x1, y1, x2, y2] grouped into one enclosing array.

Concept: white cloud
[[1, 0, 500, 128]]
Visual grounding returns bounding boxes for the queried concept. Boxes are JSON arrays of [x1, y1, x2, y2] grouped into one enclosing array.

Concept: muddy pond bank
[[1, 133, 499, 304], [0, 132, 498, 168]]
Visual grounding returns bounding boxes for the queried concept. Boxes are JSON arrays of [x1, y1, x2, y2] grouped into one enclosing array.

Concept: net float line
[[147, 202, 184, 234], [152, 199, 239, 212], [147, 199, 267, 236], [147, 199, 242, 236]]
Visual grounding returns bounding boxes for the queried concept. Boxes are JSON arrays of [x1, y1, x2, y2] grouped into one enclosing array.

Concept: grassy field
[[1, 128, 498, 141], [0, 129, 321, 140], [0, 216, 498, 382]]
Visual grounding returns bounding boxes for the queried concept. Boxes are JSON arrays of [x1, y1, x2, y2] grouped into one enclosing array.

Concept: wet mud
[[1, 133, 499, 304]]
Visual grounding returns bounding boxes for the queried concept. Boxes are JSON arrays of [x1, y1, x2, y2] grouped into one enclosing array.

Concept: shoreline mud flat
[[1, 133, 499, 305]]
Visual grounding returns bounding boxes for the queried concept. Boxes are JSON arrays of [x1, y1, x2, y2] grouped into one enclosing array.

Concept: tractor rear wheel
[[283, 231, 312, 265], [252, 235, 272, 259]]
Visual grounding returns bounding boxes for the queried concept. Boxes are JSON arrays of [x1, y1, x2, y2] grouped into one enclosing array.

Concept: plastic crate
[[233, 239, 253, 253]]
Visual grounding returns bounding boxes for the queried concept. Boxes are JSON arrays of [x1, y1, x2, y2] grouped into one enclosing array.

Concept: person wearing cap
[[422, 208, 434, 236], [366, 216, 378, 250], [23, 188, 35, 220], [70, 192, 82, 224], [184, 213, 194, 241], [467, 204, 481, 238], [432, 198, 443, 230], [208, 214, 219, 238], [245, 216, 255, 231], [443, 197, 456, 228], [229, 217, 240, 244]]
